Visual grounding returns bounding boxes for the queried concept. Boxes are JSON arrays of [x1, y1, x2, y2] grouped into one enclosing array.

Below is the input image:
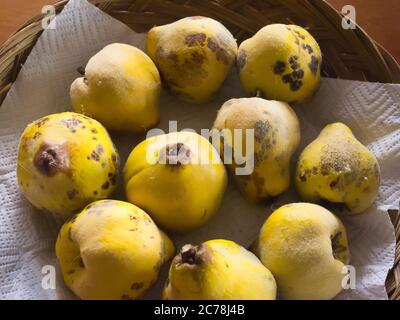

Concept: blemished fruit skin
[[70, 43, 161, 133], [238, 24, 321, 103], [295, 123, 380, 214], [17, 112, 119, 216], [124, 131, 227, 232], [254, 203, 350, 300], [213, 97, 300, 203], [163, 239, 277, 300], [146, 16, 238, 103], [56, 200, 175, 300]]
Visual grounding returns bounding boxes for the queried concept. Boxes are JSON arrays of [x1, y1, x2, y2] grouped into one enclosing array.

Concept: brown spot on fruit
[[292, 69, 304, 79], [67, 269, 75, 275], [293, 29, 305, 40], [237, 50, 247, 70], [111, 154, 117, 164], [282, 74, 292, 84], [254, 121, 269, 143], [121, 294, 133, 300], [191, 51, 205, 64], [311, 167, 318, 175], [289, 56, 299, 70], [62, 118, 82, 131], [207, 37, 218, 52], [273, 61, 286, 74], [34, 142, 70, 177], [101, 181, 110, 190], [131, 282, 144, 290], [207, 38, 230, 64], [300, 171, 307, 182], [303, 44, 313, 54], [330, 178, 339, 189], [308, 56, 319, 75], [185, 33, 206, 47], [67, 189, 78, 200], [33, 132, 42, 140], [91, 128, 98, 134], [320, 143, 359, 177], [290, 80, 303, 91], [34, 117, 49, 128], [90, 150, 100, 161], [108, 173, 117, 185]]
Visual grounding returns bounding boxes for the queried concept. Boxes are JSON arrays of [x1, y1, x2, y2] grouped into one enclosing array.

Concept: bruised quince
[[56, 200, 175, 300], [17, 112, 119, 216], [295, 123, 380, 214], [147, 16, 237, 103], [238, 24, 321, 103], [124, 131, 227, 232], [213, 97, 300, 203]]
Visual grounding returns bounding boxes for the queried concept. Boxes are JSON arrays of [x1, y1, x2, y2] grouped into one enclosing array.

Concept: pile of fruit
[[16, 17, 380, 300]]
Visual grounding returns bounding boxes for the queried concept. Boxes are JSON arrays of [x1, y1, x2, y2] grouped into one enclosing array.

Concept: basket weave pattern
[[0, 0, 399, 299]]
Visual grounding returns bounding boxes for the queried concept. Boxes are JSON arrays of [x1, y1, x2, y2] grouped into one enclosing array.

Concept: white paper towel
[[0, 0, 398, 300]]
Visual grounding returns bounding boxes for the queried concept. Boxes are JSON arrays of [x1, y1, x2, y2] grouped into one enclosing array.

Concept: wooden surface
[[0, 0, 399, 63]]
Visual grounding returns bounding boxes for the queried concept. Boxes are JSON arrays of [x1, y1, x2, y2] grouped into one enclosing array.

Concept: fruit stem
[[34, 143, 70, 177], [159, 143, 192, 165], [77, 66, 85, 75], [331, 231, 348, 263], [179, 244, 211, 266]]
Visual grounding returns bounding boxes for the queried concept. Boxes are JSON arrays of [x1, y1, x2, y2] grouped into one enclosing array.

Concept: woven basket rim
[[0, 0, 398, 300]]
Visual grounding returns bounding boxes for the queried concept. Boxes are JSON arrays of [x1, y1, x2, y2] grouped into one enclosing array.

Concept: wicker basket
[[0, 0, 399, 300]]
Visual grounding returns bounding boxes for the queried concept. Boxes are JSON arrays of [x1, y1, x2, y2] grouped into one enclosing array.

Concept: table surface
[[0, 0, 399, 63]]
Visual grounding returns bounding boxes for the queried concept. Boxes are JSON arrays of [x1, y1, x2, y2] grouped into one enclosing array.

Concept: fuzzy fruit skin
[[238, 24, 321, 103], [56, 200, 175, 300], [124, 131, 227, 232], [17, 112, 119, 216], [295, 123, 380, 214], [146, 16, 237, 103], [213, 97, 300, 203], [70, 43, 160, 133], [255, 203, 350, 300], [163, 239, 277, 300]]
